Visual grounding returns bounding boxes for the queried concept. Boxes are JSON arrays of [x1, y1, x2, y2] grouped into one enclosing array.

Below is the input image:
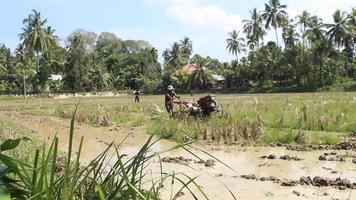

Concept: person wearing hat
[[165, 85, 178, 116], [133, 89, 140, 102]]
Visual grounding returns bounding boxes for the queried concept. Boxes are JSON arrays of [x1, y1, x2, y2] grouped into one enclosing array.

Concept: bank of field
[[2, 92, 355, 146]]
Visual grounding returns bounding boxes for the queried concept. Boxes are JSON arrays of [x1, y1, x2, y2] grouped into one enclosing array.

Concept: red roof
[[181, 63, 199, 74]]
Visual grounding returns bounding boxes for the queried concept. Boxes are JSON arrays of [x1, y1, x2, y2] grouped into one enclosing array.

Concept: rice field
[[3, 92, 355, 145], [1, 92, 356, 199]]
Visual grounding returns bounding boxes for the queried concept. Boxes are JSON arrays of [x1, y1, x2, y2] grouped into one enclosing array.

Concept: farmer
[[134, 89, 140, 103], [165, 85, 178, 116]]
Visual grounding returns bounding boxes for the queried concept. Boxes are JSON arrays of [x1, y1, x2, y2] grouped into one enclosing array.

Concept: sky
[[0, 0, 355, 63]]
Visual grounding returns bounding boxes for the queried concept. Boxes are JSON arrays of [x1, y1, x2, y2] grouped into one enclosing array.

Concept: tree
[[37, 45, 66, 91], [68, 29, 97, 52], [262, 0, 288, 47], [190, 61, 214, 89], [179, 37, 193, 60], [296, 10, 311, 48], [282, 22, 299, 48], [122, 40, 151, 53], [88, 55, 110, 91], [14, 44, 33, 98], [343, 8, 356, 67], [170, 70, 190, 90], [96, 32, 122, 53], [243, 8, 266, 49], [305, 16, 326, 43], [226, 30, 245, 58], [64, 35, 89, 92], [163, 42, 185, 73], [19, 10, 56, 74], [325, 10, 349, 52]]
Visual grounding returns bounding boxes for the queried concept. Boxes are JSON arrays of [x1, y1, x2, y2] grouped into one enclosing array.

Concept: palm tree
[[296, 10, 311, 47], [190, 61, 214, 89], [325, 10, 348, 52], [243, 8, 266, 49], [162, 42, 184, 72], [282, 23, 299, 48], [226, 30, 245, 58], [262, 0, 288, 47], [305, 16, 326, 43], [149, 47, 158, 61], [19, 10, 56, 73], [15, 44, 32, 99], [170, 70, 189, 89], [345, 8, 356, 56], [179, 37, 193, 58]]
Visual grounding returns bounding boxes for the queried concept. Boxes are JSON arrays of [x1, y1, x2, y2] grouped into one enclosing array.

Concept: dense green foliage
[[163, 1, 355, 92], [0, 1, 355, 94], [0, 10, 161, 94]]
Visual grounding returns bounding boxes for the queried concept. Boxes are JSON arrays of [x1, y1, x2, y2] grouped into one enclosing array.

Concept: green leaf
[[0, 139, 21, 152], [0, 185, 10, 200]]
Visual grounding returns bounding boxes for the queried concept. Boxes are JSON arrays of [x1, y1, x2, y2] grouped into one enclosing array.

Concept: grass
[[259, 129, 340, 145], [0, 116, 41, 163], [0, 92, 354, 145]]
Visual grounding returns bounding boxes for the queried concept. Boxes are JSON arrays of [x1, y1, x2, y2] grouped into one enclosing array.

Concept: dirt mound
[[261, 154, 302, 161], [286, 141, 356, 152], [162, 156, 216, 167], [261, 154, 276, 159], [240, 174, 356, 190], [279, 155, 302, 161], [318, 151, 356, 162]]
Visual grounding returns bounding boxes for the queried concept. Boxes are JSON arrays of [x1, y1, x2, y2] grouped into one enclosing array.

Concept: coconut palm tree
[[262, 0, 288, 47], [305, 16, 326, 43], [243, 8, 266, 50], [325, 10, 348, 52], [345, 8, 356, 56], [15, 44, 32, 99], [179, 37, 193, 58], [190, 61, 214, 89], [296, 10, 311, 47], [226, 30, 245, 58], [162, 42, 184, 72], [282, 23, 299, 48], [149, 47, 158, 61], [19, 10, 56, 73]]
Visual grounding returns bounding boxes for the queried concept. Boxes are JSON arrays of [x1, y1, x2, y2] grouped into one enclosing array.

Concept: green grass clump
[[259, 129, 341, 145], [0, 116, 40, 163]]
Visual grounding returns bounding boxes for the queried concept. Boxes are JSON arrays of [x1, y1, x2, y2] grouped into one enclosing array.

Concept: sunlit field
[[2, 92, 354, 144]]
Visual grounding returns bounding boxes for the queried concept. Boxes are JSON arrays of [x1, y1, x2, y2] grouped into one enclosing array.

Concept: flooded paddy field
[[0, 92, 355, 199]]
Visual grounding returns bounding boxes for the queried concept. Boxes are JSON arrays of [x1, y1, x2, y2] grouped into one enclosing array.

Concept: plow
[[174, 95, 220, 117]]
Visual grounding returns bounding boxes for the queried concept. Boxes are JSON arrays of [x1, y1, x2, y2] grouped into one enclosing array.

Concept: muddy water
[[6, 113, 356, 200]]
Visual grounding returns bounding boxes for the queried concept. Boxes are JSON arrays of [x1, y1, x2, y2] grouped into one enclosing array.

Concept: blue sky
[[1, 0, 355, 62]]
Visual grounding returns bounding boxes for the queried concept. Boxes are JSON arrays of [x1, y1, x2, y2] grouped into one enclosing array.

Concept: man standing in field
[[165, 85, 178, 116], [134, 89, 140, 103]]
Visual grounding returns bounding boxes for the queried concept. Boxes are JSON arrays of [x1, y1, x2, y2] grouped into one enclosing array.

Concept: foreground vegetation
[[0, 107, 213, 200]]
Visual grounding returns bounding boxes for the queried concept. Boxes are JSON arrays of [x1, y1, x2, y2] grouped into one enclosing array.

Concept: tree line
[[0, 10, 161, 95], [163, 0, 355, 91], [0, 0, 355, 95]]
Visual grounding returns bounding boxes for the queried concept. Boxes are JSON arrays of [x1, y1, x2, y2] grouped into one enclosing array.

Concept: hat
[[167, 85, 174, 90]]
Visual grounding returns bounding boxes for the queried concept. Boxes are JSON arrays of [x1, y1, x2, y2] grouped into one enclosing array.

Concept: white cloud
[[163, 2, 243, 61], [288, 0, 355, 22], [166, 3, 242, 32]]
